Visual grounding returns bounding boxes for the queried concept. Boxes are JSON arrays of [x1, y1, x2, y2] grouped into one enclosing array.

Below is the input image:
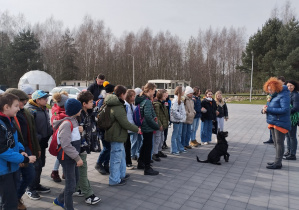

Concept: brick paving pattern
[[23, 104, 299, 210]]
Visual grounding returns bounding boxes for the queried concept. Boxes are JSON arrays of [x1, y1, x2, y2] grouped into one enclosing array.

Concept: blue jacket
[[193, 96, 202, 118], [266, 86, 291, 131], [0, 115, 25, 176]]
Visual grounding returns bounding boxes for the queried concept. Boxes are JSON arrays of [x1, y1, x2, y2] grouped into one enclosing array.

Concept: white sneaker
[[203, 142, 209, 145], [85, 194, 101, 205], [73, 189, 84, 197]]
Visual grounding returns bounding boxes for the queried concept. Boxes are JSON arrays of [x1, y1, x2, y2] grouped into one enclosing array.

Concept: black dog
[[196, 131, 230, 165]]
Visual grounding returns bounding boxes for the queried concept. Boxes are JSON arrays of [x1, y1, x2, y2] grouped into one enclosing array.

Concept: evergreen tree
[[7, 30, 42, 87], [0, 32, 11, 87]]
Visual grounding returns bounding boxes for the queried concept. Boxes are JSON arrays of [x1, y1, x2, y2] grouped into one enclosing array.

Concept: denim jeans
[[53, 158, 60, 171], [109, 142, 126, 185], [58, 158, 79, 210], [191, 118, 200, 140], [17, 147, 35, 199], [97, 139, 111, 166], [286, 125, 298, 155], [201, 120, 213, 142], [171, 123, 185, 153], [130, 133, 143, 158], [182, 123, 192, 147]]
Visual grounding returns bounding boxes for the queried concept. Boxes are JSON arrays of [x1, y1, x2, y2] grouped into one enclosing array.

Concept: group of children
[[0, 81, 228, 210]]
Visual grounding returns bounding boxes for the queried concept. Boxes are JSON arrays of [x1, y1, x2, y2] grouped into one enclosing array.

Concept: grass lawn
[[227, 99, 266, 105]]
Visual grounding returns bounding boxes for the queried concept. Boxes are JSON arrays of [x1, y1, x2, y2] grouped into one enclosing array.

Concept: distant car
[[48, 86, 87, 106]]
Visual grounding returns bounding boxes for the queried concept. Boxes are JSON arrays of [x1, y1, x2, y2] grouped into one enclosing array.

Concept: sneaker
[[158, 151, 167, 158], [122, 174, 130, 180], [171, 152, 180, 156], [25, 189, 41, 200], [51, 170, 62, 182], [73, 189, 84, 197], [85, 194, 101, 205], [104, 164, 110, 174], [144, 166, 159, 176], [283, 155, 296, 160], [126, 164, 135, 170], [203, 142, 209, 145], [53, 198, 64, 209], [152, 154, 161, 161], [195, 140, 201, 146], [263, 139, 274, 144], [18, 199, 27, 210], [109, 179, 127, 186], [131, 156, 138, 160], [95, 163, 108, 175], [190, 140, 198, 147], [185, 145, 192, 149], [36, 185, 50, 193], [180, 149, 187, 153], [283, 150, 290, 156]]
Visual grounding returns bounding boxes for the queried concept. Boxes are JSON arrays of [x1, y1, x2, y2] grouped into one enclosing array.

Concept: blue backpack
[[133, 100, 147, 127]]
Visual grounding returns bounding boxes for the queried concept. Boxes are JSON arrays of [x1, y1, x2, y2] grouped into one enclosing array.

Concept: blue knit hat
[[64, 98, 82, 116]]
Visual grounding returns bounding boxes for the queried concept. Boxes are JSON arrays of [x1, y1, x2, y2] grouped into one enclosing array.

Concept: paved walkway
[[23, 104, 299, 210]]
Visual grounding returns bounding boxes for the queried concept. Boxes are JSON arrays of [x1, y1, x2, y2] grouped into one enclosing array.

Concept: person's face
[[130, 94, 136, 103], [162, 93, 168, 101], [36, 97, 48, 106], [148, 88, 156, 99], [187, 93, 193, 98], [287, 83, 295, 92], [27, 94, 32, 99], [206, 92, 213, 98], [216, 93, 222, 100], [19, 100, 28, 109], [4, 100, 20, 117], [97, 79, 105, 86], [198, 90, 201, 96], [268, 86, 275, 94], [83, 100, 94, 110]]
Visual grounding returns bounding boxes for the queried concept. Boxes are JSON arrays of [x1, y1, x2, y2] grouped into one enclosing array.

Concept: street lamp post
[[128, 54, 135, 89], [250, 51, 254, 102]]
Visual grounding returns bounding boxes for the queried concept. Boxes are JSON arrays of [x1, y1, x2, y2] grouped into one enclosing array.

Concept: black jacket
[[201, 98, 217, 122], [216, 103, 228, 118], [87, 81, 104, 101]]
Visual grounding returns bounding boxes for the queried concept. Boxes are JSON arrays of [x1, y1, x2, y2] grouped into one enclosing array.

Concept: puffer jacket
[[266, 86, 291, 131], [201, 98, 217, 122], [105, 94, 139, 142], [184, 96, 196, 124], [153, 100, 169, 129], [25, 100, 53, 148], [170, 95, 186, 123], [135, 95, 160, 133], [0, 114, 27, 176], [193, 95, 202, 118]]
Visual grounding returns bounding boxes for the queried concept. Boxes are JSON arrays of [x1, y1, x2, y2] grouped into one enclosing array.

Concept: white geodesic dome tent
[[18, 70, 56, 92]]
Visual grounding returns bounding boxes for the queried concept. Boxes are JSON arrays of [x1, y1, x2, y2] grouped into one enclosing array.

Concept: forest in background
[[0, 2, 298, 93]]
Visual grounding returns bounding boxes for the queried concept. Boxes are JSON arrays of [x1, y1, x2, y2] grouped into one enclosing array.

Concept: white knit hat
[[185, 86, 194, 95], [134, 88, 142, 95]]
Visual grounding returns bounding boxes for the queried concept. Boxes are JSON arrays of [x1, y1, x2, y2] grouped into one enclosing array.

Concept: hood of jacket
[[105, 94, 124, 107], [135, 94, 149, 105], [51, 104, 68, 124]]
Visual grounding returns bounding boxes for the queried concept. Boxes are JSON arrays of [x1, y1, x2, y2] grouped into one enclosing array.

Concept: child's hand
[[28, 156, 36, 163], [138, 128, 142, 134], [78, 126, 84, 133], [201, 108, 207, 113], [77, 159, 83, 167], [216, 111, 219, 116], [21, 152, 28, 157]]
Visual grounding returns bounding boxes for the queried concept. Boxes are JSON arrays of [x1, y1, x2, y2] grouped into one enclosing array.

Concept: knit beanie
[[20, 85, 34, 95], [6, 88, 29, 100], [185, 86, 194, 95], [105, 84, 115, 93], [64, 98, 82, 116], [134, 88, 142, 96], [103, 81, 110, 87], [57, 94, 69, 107]]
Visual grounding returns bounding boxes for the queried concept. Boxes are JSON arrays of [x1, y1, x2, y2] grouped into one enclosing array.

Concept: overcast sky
[[1, 0, 299, 41]]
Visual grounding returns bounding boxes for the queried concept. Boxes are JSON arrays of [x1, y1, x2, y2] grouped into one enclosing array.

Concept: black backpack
[[97, 103, 113, 130]]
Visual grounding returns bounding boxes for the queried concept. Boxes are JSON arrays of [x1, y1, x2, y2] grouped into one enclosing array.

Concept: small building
[[60, 80, 94, 87], [148, 79, 191, 98]]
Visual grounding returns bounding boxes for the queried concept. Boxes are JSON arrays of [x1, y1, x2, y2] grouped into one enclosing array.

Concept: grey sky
[[1, 0, 299, 41]]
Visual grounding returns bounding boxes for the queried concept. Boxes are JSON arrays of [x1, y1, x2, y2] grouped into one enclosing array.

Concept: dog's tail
[[196, 156, 208, 163]]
